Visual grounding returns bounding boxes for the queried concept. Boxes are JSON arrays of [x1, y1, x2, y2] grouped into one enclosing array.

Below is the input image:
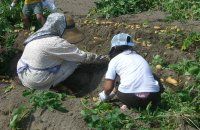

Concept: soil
[[0, 0, 199, 130]]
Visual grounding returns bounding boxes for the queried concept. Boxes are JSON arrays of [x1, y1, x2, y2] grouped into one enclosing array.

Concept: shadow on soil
[[54, 63, 107, 97]]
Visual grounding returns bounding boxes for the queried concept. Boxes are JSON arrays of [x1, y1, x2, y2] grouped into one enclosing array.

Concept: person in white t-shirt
[[99, 33, 164, 109]]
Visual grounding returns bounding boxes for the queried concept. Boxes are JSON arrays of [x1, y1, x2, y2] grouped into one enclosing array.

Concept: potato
[[156, 64, 162, 70], [154, 25, 161, 29], [166, 77, 178, 86], [92, 97, 99, 102]]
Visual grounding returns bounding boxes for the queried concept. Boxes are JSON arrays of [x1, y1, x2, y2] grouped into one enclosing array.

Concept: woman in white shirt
[[99, 33, 164, 109], [17, 13, 108, 90]]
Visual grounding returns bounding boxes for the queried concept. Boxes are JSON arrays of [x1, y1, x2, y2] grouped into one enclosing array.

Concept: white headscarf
[[24, 13, 66, 45]]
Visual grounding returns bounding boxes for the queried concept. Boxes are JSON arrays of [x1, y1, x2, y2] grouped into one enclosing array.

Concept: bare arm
[[98, 79, 117, 101], [103, 79, 115, 96]]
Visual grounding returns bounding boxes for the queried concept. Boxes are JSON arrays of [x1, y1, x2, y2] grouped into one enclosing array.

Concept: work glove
[[95, 55, 109, 64], [10, 2, 16, 10], [98, 91, 116, 102], [84, 53, 109, 64]]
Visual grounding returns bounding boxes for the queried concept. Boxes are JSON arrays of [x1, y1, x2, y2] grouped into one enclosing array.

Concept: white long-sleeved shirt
[[17, 36, 97, 89]]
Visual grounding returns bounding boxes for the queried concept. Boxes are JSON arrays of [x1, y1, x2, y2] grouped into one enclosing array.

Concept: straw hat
[[62, 15, 85, 44]]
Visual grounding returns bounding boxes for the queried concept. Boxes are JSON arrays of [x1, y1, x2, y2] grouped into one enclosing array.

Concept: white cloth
[[42, 0, 57, 12], [105, 50, 159, 93], [98, 91, 116, 101], [17, 36, 97, 90]]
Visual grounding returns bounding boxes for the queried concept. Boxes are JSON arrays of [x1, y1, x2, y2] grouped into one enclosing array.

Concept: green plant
[[91, 0, 158, 18], [0, 0, 23, 75], [81, 85, 200, 129], [162, 0, 200, 21], [9, 105, 32, 130], [91, 0, 200, 20], [0, 0, 49, 75], [4, 85, 14, 93], [9, 89, 67, 129], [23, 89, 67, 112], [151, 54, 165, 66], [0, 0, 23, 37], [182, 32, 200, 50], [81, 100, 134, 129], [136, 85, 200, 129], [195, 49, 200, 60], [169, 59, 200, 80]]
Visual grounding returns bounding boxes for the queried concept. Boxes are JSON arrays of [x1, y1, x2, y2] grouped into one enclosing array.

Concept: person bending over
[[99, 33, 164, 110]]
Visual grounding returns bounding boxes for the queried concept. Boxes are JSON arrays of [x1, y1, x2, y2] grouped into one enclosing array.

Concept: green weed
[[9, 89, 67, 130], [81, 85, 200, 129], [91, 0, 158, 18], [23, 89, 67, 112], [91, 0, 200, 21], [151, 54, 165, 66], [9, 105, 31, 130], [81, 99, 134, 129], [169, 59, 200, 80], [162, 0, 200, 21], [0, 0, 23, 75], [182, 32, 200, 51]]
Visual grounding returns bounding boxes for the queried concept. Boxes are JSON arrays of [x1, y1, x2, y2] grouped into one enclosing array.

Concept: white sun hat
[[111, 33, 135, 48]]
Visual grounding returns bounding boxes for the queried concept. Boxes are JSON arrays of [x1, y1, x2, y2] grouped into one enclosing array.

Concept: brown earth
[[0, 0, 200, 130]]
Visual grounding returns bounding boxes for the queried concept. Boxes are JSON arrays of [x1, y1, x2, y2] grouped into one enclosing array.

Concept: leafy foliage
[[182, 32, 200, 50], [9, 89, 67, 129], [151, 54, 165, 66], [91, 0, 200, 20], [137, 86, 200, 129], [0, 0, 23, 75], [81, 85, 200, 129], [169, 59, 200, 81], [91, 0, 158, 18], [0, 0, 22, 38], [23, 89, 67, 112], [81, 100, 134, 129], [9, 105, 31, 130], [162, 0, 200, 21]]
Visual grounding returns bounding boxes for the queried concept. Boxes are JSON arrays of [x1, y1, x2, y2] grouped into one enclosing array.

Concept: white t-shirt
[[105, 50, 159, 93]]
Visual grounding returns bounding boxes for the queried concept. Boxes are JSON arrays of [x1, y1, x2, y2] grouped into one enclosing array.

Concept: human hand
[[95, 55, 109, 64], [99, 91, 108, 101], [98, 91, 116, 102], [10, 2, 16, 10]]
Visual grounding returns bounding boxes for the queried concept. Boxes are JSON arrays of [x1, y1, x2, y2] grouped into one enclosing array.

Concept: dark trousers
[[117, 91, 161, 109], [116, 74, 164, 109]]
